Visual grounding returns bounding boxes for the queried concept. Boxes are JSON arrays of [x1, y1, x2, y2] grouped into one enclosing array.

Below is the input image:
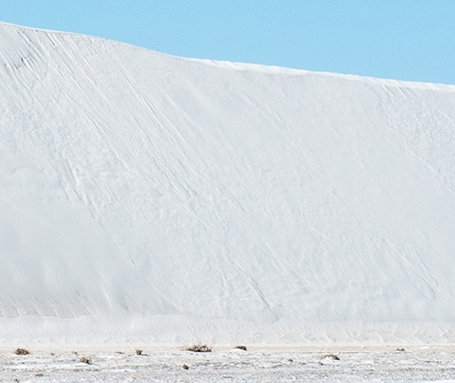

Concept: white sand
[[1, 346, 455, 382]]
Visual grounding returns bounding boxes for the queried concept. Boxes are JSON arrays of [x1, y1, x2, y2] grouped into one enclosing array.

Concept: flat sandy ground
[[1, 345, 455, 382]]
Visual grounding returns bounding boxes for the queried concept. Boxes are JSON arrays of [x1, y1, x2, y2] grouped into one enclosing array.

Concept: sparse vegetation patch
[[185, 344, 212, 352], [234, 345, 247, 351], [15, 348, 29, 355], [80, 357, 92, 364]]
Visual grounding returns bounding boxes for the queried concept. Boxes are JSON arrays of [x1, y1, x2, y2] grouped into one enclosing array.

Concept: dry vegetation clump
[[135, 349, 143, 355], [15, 348, 29, 355], [234, 345, 247, 351], [185, 344, 212, 352], [321, 354, 340, 361], [395, 347, 405, 352], [79, 357, 92, 364], [182, 364, 189, 370]]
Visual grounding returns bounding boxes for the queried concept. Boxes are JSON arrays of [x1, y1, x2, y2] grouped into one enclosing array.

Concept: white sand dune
[[1, 21, 455, 346]]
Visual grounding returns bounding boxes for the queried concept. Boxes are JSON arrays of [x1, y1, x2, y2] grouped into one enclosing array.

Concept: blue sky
[[2, 1, 455, 84]]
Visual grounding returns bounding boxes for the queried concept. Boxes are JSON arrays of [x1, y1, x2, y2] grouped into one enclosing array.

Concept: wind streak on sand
[[1, 21, 455, 345]]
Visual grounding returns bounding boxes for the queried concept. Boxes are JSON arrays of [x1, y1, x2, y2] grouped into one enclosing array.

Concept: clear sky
[[2, 1, 455, 85]]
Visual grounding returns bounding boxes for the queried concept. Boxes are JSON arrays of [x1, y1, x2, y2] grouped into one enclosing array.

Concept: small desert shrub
[[79, 357, 92, 364], [185, 344, 212, 352], [15, 348, 29, 355], [182, 364, 189, 370], [321, 354, 339, 361], [234, 345, 247, 351], [396, 347, 405, 352], [35, 373, 44, 377], [135, 349, 143, 355]]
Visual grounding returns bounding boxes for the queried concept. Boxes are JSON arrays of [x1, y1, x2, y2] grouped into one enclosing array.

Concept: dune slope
[[1, 22, 455, 345]]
